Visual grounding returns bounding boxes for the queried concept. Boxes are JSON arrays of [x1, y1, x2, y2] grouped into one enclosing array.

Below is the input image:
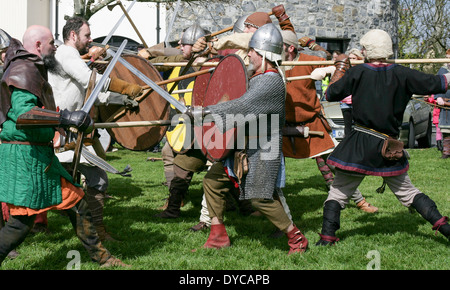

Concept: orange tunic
[[8, 178, 84, 216], [283, 53, 335, 159]]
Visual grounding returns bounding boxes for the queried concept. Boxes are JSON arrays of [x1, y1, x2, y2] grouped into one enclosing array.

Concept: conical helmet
[[233, 15, 247, 33], [249, 23, 283, 55], [180, 23, 206, 45], [0, 29, 12, 52]]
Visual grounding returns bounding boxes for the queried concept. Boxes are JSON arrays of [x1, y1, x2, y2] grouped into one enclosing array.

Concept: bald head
[[23, 25, 55, 58]]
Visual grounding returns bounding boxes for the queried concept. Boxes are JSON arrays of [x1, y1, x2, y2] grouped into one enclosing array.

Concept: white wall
[[0, 0, 51, 40]]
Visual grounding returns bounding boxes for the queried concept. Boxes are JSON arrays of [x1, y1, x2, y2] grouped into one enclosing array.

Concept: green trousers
[[204, 162, 292, 232]]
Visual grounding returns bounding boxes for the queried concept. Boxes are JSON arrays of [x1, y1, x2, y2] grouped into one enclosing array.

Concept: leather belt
[[1, 140, 52, 146]]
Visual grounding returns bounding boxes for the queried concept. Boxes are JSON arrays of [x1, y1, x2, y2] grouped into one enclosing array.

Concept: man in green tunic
[[0, 25, 128, 268]]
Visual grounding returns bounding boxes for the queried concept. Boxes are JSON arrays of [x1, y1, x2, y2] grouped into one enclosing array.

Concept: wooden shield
[[194, 54, 248, 161], [98, 54, 170, 151], [166, 57, 221, 153]]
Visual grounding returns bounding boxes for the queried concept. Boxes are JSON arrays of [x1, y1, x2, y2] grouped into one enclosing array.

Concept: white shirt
[[48, 44, 112, 163], [48, 44, 112, 111]]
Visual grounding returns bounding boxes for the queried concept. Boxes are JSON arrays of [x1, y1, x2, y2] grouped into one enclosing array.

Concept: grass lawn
[[1, 145, 449, 271]]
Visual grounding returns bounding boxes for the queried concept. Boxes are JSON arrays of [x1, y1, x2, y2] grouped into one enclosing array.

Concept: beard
[[246, 62, 256, 76], [43, 53, 63, 75], [75, 39, 89, 55]]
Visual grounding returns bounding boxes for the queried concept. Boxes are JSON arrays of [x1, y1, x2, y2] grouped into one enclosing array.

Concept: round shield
[[165, 66, 196, 154], [194, 54, 248, 161], [166, 57, 221, 153], [98, 54, 170, 151]]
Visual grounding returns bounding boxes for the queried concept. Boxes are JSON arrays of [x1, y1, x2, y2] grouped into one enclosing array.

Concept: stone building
[[165, 0, 398, 57]]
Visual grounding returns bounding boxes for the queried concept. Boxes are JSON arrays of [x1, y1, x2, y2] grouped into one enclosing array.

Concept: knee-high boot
[[154, 188, 185, 218], [66, 198, 129, 267], [84, 187, 117, 242], [316, 200, 341, 245], [411, 193, 450, 240], [0, 215, 35, 266]]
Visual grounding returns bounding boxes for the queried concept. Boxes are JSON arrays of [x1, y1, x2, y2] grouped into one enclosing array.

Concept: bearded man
[[48, 16, 144, 242], [0, 25, 128, 267]]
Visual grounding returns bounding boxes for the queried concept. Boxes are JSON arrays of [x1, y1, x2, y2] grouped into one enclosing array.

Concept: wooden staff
[[287, 75, 313, 81], [141, 67, 215, 90], [95, 120, 172, 129], [108, 0, 148, 48], [152, 58, 450, 67], [208, 11, 275, 37]]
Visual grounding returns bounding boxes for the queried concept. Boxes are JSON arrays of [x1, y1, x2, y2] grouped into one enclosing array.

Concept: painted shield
[[98, 54, 170, 151], [194, 54, 248, 161], [166, 56, 221, 153]]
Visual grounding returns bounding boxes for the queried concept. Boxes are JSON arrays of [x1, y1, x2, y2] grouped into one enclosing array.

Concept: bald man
[[0, 25, 129, 268]]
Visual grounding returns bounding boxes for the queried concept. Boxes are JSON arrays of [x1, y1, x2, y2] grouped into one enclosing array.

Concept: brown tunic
[[282, 53, 335, 158]]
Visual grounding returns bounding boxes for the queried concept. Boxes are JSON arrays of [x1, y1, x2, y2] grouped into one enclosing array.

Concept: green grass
[[2, 146, 449, 270]]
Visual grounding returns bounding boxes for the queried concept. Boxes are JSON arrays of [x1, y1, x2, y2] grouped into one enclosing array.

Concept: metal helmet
[[0, 29, 12, 52], [233, 15, 247, 33], [180, 23, 206, 45], [249, 23, 283, 55]]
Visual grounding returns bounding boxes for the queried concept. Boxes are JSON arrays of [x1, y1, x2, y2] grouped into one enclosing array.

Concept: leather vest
[[1, 38, 56, 126]]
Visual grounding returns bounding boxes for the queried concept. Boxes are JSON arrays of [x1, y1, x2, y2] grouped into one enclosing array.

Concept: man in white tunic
[[48, 17, 143, 241]]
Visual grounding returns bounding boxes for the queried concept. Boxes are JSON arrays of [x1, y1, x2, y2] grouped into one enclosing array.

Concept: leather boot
[[436, 139, 443, 152], [154, 188, 184, 218], [411, 193, 450, 240], [286, 225, 308, 254], [442, 136, 450, 159], [203, 224, 231, 249], [85, 187, 118, 242], [0, 215, 35, 266], [316, 200, 341, 246], [356, 198, 379, 213], [66, 199, 130, 267]]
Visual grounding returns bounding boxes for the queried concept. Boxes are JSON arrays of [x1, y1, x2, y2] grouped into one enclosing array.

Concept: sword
[[86, 0, 136, 66], [165, 0, 182, 47], [104, 0, 136, 45], [108, 48, 188, 113], [82, 40, 128, 113], [81, 146, 132, 177], [72, 39, 127, 181]]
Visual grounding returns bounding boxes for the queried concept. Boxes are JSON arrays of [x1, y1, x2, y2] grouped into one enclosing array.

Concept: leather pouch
[[381, 137, 404, 160], [233, 150, 249, 184]]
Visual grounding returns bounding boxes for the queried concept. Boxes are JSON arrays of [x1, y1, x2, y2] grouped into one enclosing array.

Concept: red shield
[[194, 54, 248, 161], [166, 57, 221, 153]]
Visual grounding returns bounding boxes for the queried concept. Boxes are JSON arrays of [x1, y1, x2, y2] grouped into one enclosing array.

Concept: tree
[[397, 0, 450, 73]]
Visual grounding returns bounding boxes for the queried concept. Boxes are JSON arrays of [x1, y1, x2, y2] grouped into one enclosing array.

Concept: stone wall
[[164, 0, 398, 54]]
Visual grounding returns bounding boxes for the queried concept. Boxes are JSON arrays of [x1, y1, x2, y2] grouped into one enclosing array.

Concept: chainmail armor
[[207, 72, 286, 200]]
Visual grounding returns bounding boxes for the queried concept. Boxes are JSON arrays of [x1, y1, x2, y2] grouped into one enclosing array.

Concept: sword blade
[[102, 0, 137, 45], [108, 49, 188, 113], [82, 39, 127, 113]]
